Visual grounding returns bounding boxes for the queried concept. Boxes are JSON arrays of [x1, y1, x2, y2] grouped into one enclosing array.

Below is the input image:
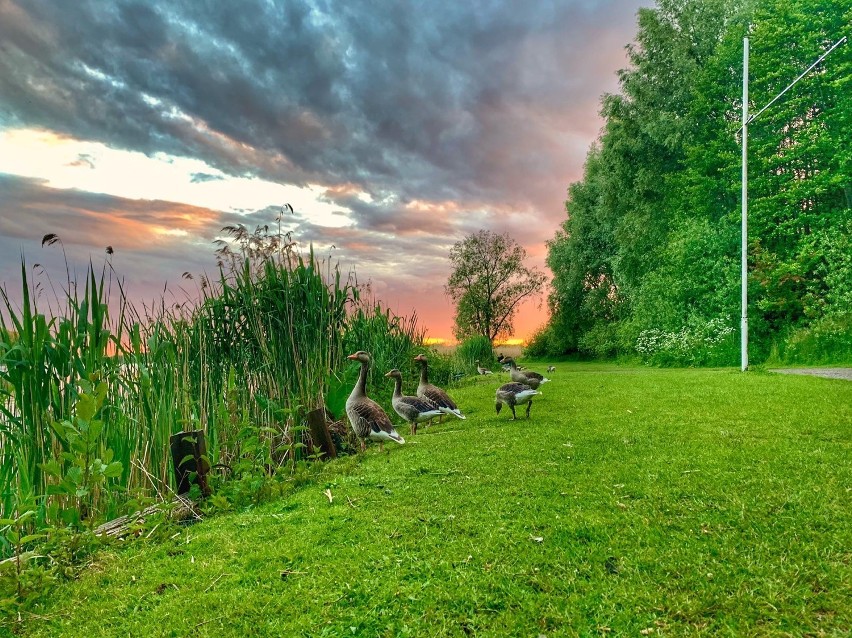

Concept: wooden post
[[169, 430, 212, 497], [306, 408, 337, 459]]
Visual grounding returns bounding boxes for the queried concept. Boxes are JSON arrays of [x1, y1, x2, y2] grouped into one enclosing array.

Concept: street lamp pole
[[738, 34, 846, 372], [741, 37, 749, 372]]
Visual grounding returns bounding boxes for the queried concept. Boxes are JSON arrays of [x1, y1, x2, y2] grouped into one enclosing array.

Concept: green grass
[[13, 364, 852, 637]]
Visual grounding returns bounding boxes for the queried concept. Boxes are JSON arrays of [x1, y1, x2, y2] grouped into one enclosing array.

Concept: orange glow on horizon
[[495, 338, 526, 346], [421, 336, 530, 347]]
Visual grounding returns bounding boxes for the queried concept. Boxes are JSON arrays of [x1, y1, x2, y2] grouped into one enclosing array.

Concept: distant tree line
[[532, 0, 851, 364]]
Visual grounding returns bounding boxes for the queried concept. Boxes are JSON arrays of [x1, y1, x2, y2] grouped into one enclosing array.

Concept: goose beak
[[384, 371, 393, 377], [347, 353, 358, 360]]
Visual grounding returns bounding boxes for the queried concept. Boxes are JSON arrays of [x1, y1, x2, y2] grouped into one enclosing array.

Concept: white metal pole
[[741, 37, 749, 372]]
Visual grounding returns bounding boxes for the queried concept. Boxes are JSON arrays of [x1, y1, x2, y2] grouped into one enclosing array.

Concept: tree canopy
[[446, 230, 546, 343], [537, 0, 851, 363]]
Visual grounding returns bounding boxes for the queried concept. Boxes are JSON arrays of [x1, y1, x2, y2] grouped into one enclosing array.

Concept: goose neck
[[355, 360, 369, 396]]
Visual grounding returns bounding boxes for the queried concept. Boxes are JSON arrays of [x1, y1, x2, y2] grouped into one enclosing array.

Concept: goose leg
[[510, 404, 517, 420], [360, 439, 367, 453], [526, 401, 532, 418]]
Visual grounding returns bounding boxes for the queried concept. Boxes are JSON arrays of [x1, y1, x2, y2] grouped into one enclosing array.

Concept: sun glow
[[0, 127, 353, 227], [423, 337, 448, 346], [496, 338, 526, 346]]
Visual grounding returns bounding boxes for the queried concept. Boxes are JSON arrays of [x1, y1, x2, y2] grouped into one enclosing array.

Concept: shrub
[[636, 317, 737, 367], [782, 314, 852, 365], [524, 325, 557, 358], [454, 336, 494, 373], [578, 323, 623, 359]]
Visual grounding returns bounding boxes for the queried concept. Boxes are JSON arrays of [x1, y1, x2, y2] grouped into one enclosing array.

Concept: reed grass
[[0, 226, 425, 554]]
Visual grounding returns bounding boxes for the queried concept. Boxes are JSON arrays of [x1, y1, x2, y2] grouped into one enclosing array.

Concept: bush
[[781, 314, 852, 365], [524, 325, 557, 358], [454, 336, 494, 373], [578, 323, 623, 359], [636, 317, 737, 367]]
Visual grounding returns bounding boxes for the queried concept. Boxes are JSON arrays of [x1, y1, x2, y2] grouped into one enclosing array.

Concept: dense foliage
[[0, 227, 426, 559], [446, 230, 545, 343], [537, 0, 851, 364]]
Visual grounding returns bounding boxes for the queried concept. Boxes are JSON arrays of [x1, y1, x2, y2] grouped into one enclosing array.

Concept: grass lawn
[[12, 364, 852, 637]]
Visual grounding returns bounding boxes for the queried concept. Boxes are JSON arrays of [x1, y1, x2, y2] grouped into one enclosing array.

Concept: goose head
[[347, 350, 371, 364]]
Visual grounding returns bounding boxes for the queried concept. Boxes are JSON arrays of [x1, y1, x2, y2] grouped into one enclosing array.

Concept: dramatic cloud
[[0, 0, 643, 339]]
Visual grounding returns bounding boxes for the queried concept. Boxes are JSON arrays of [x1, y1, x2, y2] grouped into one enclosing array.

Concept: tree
[[541, 0, 850, 361], [445, 230, 546, 343]]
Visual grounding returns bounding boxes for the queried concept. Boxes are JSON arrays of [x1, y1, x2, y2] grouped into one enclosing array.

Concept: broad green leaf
[[103, 461, 123, 478], [77, 392, 97, 422], [40, 460, 63, 478]]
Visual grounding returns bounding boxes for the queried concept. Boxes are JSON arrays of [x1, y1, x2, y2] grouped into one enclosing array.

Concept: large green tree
[[446, 230, 546, 343], [542, 0, 850, 361]]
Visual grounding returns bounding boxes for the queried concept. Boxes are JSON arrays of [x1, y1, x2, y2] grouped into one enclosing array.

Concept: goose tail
[[441, 407, 466, 420]]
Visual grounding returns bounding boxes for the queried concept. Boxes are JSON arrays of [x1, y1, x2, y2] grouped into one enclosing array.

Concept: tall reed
[[0, 226, 425, 548]]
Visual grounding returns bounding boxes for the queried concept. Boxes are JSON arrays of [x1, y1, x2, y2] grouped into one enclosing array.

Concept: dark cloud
[[189, 172, 224, 183], [0, 0, 644, 337], [0, 0, 641, 200]]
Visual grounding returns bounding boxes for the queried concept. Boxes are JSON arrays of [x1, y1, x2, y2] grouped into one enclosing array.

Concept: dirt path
[[769, 368, 852, 381]]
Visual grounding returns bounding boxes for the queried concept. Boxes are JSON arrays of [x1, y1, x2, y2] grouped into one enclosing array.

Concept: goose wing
[[396, 395, 441, 417], [420, 384, 458, 411], [498, 382, 533, 394], [347, 397, 395, 438]]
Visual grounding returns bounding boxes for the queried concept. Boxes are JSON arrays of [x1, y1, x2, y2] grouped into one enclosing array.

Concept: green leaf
[[15, 510, 36, 524], [40, 460, 63, 478], [103, 461, 123, 478], [66, 466, 83, 485], [77, 392, 97, 422], [87, 418, 104, 441]]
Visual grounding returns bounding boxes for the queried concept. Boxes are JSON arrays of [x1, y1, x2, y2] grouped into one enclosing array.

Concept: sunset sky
[[0, 0, 644, 343]]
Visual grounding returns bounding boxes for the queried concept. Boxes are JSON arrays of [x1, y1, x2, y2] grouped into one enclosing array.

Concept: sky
[[0, 0, 645, 344]]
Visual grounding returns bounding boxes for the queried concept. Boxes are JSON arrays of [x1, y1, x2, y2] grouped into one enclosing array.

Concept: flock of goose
[[345, 350, 551, 452]]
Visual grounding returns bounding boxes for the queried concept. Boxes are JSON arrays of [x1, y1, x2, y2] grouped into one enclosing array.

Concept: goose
[[385, 368, 443, 435], [547, 365, 556, 373], [495, 382, 540, 420], [345, 351, 405, 451], [413, 354, 466, 421], [505, 358, 550, 390], [476, 360, 493, 375]]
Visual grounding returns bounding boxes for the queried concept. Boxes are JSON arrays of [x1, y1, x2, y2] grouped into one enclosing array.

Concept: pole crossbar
[[747, 36, 847, 126]]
